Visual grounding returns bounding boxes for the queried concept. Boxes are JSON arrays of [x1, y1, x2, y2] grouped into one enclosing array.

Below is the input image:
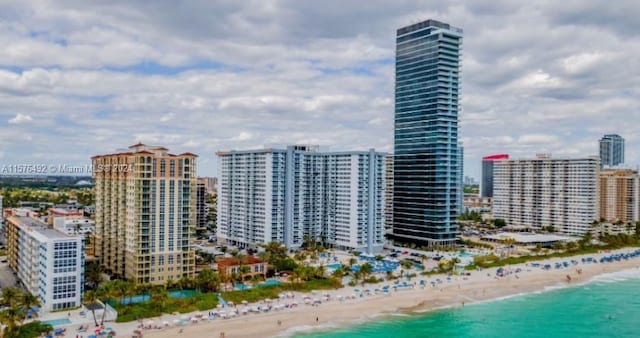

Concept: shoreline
[[119, 249, 640, 338]]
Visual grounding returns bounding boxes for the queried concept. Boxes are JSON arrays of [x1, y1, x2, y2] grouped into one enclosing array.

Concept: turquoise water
[[42, 318, 71, 326], [235, 283, 249, 290], [259, 279, 282, 287], [297, 269, 640, 338], [117, 289, 196, 305], [328, 264, 342, 270]]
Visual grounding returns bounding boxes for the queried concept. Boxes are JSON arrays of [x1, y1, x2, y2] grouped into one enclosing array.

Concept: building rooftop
[[8, 216, 80, 240], [397, 19, 463, 36], [217, 256, 265, 267]]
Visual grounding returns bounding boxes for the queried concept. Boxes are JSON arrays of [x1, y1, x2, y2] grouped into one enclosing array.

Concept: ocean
[[293, 268, 640, 338]]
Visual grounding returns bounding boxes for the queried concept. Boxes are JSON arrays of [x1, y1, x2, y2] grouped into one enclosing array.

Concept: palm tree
[[238, 266, 251, 281], [289, 269, 300, 285], [0, 306, 25, 337], [315, 264, 326, 279], [360, 263, 373, 285], [348, 257, 357, 268], [127, 279, 138, 305], [99, 283, 114, 326], [331, 266, 345, 281], [1, 288, 20, 308], [83, 290, 100, 327], [20, 292, 41, 320], [150, 286, 169, 309]]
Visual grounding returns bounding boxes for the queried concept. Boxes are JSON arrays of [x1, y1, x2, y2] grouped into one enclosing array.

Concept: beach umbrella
[[163, 321, 170, 326], [216, 304, 222, 308]]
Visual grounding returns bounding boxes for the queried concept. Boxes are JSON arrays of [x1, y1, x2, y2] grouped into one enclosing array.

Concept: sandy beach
[[92, 248, 636, 338]]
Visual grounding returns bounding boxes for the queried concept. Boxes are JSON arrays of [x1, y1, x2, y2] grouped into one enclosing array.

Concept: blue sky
[[0, 1, 639, 179]]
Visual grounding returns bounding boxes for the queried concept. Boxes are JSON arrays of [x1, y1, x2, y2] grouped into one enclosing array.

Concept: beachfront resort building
[[391, 19, 463, 247], [599, 169, 639, 223], [5, 216, 84, 313], [92, 144, 198, 284], [216, 256, 267, 280], [217, 145, 386, 254], [599, 134, 625, 167], [493, 154, 600, 236], [481, 154, 509, 198]]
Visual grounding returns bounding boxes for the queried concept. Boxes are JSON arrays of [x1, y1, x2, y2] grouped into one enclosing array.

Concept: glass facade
[[392, 19, 462, 245], [599, 134, 625, 167]]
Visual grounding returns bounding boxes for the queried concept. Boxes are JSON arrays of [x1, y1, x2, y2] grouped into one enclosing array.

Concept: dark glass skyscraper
[[481, 154, 509, 198], [599, 134, 625, 167], [392, 19, 462, 246]]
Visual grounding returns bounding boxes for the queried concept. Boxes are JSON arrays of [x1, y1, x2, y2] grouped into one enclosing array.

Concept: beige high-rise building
[[599, 169, 639, 223], [92, 143, 197, 284]]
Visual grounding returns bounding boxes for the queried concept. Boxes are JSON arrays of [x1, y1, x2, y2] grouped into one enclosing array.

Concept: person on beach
[[316, 317, 319, 324]]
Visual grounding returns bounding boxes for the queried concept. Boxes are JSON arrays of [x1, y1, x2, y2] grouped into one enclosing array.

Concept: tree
[[348, 257, 357, 268], [0, 307, 24, 337], [331, 266, 345, 281], [85, 261, 104, 290], [98, 283, 115, 326], [493, 219, 507, 228], [1, 288, 20, 308], [196, 269, 221, 292], [19, 292, 41, 319], [150, 286, 169, 309], [359, 263, 373, 285], [83, 290, 100, 327], [177, 276, 195, 290]]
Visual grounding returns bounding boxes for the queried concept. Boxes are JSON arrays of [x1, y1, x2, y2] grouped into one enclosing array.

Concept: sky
[[0, 1, 638, 179]]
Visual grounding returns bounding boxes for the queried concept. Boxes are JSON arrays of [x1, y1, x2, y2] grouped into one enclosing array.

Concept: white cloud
[[0, 1, 638, 179], [8, 113, 33, 124]]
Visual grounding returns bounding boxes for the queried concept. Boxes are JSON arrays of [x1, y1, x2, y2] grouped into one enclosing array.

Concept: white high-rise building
[[6, 216, 84, 313], [493, 154, 600, 236], [384, 154, 394, 234], [217, 145, 386, 254]]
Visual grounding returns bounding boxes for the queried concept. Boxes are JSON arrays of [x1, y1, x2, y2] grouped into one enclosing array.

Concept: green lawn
[[114, 279, 341, 322]]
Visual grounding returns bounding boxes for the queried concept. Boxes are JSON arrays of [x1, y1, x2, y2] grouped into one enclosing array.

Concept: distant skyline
[[0, 1, 638, 179]]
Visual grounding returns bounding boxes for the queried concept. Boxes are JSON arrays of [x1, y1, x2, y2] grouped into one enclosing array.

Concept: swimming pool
[[234, 283, 249, 291], [327, 263, 342, 270], [118, 289, 198, 305], [42, 318, 71, 326], [258, 279, 282, 287]]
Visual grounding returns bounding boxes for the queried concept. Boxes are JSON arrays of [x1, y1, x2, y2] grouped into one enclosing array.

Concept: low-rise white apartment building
[[217, 145, 386, 254], [6, 216, 84, 313], [493, 154, 600, 236]]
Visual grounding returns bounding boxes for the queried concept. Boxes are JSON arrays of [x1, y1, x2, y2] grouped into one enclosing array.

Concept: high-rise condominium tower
[[392, 19, 463, 246], [92, 144, 197, 284], [493, 154, 600, 236], [599, 169, 639, 223], [217, 145, 386, 254], [599, 134, 625, 167], [481, 154, 509, 198]]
